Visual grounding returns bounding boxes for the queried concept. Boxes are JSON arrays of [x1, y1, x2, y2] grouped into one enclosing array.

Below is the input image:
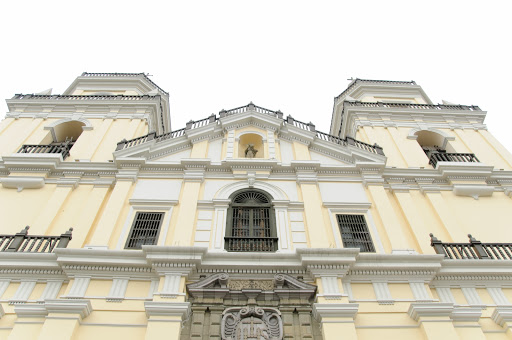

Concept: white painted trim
[[215, 180, 288, 201], [9, 281, 36, 304]]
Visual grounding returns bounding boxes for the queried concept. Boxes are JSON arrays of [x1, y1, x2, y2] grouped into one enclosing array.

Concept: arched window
[[225, 190, 277, 252]]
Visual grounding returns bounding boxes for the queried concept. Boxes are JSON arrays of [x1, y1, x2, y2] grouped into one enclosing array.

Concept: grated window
[[336, 214, 375, 252], [125, 212, 164, 249]]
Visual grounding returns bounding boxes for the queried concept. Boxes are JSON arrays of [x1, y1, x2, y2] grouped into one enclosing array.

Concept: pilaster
[[144, 301, 190, 340], [37, 299, 92, 340], [408, 302, 458, 340], [312, 303, 358, 340], [492, 306, 512, 337]]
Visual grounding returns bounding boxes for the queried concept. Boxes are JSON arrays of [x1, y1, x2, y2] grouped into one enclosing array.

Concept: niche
[[415, 130, 455, 154], [238, 133, 264, 159]]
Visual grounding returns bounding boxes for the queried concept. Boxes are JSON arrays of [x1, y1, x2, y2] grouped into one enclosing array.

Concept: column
[[71, 179, 112, 247], [144, 301, 190, 340], [423, 189, 467, 242], [393, 189, 432, 254], [31, 180, 77, 236], [87, 176, 134, 248], [408, 302, 458, 340], [171, 171, 203, 246], [366, 185, 411, 251], [312, 303, 358, 340], [37, 299, 92, 340]]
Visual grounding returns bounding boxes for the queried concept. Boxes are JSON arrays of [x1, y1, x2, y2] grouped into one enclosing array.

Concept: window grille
[[125, 212, 164, 249], [336, 214, 375, 252], [225, 190, 277, 252]]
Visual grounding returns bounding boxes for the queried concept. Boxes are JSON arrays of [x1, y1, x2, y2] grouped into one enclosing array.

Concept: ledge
[[1, 176, 45, 191], [408, 302, 454, 321], [312, 303, 359, 321], [144, 301, 190, 318], [45, 299, 92, 319]]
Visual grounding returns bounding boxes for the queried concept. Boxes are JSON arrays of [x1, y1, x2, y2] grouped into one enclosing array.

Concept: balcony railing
[[0, 226, 73, 253], [18, 141, 75, 160], [428, 151, 479, 168], [430, 233, 512, 260], [115, 103, 385, 156], [225, 237, 278, 252]]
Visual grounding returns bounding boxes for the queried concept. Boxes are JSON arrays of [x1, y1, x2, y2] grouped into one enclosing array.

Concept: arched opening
[[52, 120, 85, 143], [415, 130, 456, 160], [225, 189, 277, 252], [238, 133, 264, 158]]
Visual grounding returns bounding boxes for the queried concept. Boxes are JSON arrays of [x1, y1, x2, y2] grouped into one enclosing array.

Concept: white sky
[[1, 1, 511, 152]]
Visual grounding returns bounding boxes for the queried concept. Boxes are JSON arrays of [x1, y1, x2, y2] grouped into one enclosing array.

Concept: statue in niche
[[245, 144, 258, 158]]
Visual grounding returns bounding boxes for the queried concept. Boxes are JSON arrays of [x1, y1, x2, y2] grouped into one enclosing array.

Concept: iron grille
[[226, 190, 277, 252], [125, 212, 164, 249], [336, 214, 375, 252]]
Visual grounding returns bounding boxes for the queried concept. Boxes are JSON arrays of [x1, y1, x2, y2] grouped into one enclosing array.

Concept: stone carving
[[245, 144, 258, 158], [228, 280, 274, 291], [222, 306, 283, 340]]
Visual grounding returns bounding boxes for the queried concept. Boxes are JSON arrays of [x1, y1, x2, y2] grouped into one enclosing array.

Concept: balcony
[[430, 233, 512, 260], [225, 236, 278, 252], [427, 151, 479, 168], [17, 141, 75, 160], [0, 226, 73, 253]]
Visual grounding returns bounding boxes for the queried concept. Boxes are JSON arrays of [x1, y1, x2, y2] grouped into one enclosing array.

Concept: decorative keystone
[[312, 303, 359, 322], [408, 302, 454, 321]]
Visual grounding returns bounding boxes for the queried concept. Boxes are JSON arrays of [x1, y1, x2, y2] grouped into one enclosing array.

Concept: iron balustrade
[[428, 152, 479, 168], [344, 101, 481, 111], [225, 237, 278, 252], [18, 141, 75, 160], [430, 233, 512, 260], [0, 226, 73, 253]]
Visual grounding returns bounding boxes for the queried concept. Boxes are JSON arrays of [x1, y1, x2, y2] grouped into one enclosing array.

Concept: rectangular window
[[336, 214, 375, 252], [125, 212, 164, 249]]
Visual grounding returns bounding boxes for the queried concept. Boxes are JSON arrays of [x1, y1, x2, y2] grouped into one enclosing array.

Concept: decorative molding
[[451, 307, 483, 322], [44, 299, 92, 319], [408, 302, 454, 321], [487, 287, 511, 305], [0, 177, 45, 192], [106, 278, 129, 302], [373, 282, 393, 305], [492, 306, 512, 327], [66, 277, 90, 298], [14, 304, 48, 318], [9, 280, 36, 304], [312, 303, 359, 321], [144, 301, 191, 319]]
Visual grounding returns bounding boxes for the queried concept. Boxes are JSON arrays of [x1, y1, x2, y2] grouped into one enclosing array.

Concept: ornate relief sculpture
[[221, 306, 283, 340]]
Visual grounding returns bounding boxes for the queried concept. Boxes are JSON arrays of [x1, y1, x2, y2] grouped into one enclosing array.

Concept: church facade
[[0, 73, 511, 339]]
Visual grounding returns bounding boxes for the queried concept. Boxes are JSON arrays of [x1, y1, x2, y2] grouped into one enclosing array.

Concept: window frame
[[124, 211, 164, 249], [225, 189, 278, 252], [336, 214, 375, 253]]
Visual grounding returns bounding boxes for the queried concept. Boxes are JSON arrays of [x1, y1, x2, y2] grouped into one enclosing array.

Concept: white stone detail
[[461, 287, 484, 306], [197, 210, 213, 220], [487, 287, 511, 305], [267, 129, 276, 159], [318, 182, 369, 204], [68, 277, 91, 298], [132, 179, 183, 201], [196, 220, 212, 230], [39, 281, 64, 302], [436, 287, 456, 304], [289, 212, 304, 222], [161, 274, 181, 298], [159, 148, 191, 162], [148, 280, 159, 299], [0, 280, 10, 299], [321, 277, 340, 295], [213, 207, 227, 250], [343, 282, 354, 300], [373, 282, 393, 304], [107, 278, 129, 302], [10, 281, 36, 304], [226, 130, 235, 158], [207, 139, 222, 163], [279, 140, 293, 165], [410, 282, 431, 301], [290, 221, 305, 232], [292, 233, 307, 243], [194, 231, 211, 242]]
